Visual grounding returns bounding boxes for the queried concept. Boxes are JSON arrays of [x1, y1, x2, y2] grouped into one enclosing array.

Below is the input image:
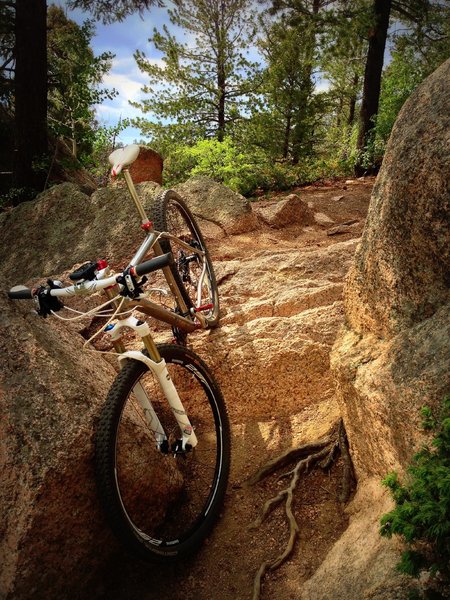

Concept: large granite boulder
[[0, 177, 260, 284], [344, 64, 450, 339], [0, 296, 116, 598], [175, 177, 260, 235], [336, 57, 450, 479], [302, 59, 450, 599], [0, 292, 178, 598], [129, 146, 163, 185], [0, 181, 162, 282]]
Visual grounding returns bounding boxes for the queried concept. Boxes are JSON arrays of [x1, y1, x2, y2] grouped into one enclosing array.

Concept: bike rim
[[165, 199, 218, 321], [113, 358, 225, 547]]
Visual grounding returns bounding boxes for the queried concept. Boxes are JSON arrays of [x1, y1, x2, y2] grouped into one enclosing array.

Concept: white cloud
[[103, 72, 143, 103], [96, 51, 171, 126]]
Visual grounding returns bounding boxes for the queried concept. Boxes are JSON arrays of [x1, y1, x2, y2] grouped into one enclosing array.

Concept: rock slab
[[175, 177, 259, 235], [305, 58, 450, 600]]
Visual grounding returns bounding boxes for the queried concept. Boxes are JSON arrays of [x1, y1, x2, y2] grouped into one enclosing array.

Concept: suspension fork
[[107, 315, 198, 450]]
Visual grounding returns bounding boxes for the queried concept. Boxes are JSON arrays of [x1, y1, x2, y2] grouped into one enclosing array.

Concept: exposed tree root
[[246, 418, 354, 600]]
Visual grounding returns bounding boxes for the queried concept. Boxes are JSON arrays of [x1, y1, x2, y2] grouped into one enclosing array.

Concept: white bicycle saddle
[[108, 144, 140, 176]]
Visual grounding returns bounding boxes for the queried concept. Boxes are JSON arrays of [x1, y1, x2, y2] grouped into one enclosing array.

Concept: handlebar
[[133, 252, 173, 277], [8, 253, 174, 301], [8, 285, 34, 299]]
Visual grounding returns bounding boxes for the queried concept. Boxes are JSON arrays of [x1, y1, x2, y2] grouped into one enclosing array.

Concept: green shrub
[[0, 186, 37, 208], [380, 398, 450, 589], [163, 137, 269, 195], [163, 136, 362, 197]]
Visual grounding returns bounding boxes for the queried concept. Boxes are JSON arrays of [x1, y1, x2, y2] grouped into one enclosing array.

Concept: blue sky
[[56, 1, 334, 146], [56, 1, 181, 144], [56, 1, 271, 145]]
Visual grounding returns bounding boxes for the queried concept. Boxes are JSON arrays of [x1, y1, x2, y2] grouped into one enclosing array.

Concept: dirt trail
[[91, 178, 374, 600]]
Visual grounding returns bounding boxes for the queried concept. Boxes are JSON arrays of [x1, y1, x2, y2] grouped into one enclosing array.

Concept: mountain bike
[[7, 144, 230, 561]]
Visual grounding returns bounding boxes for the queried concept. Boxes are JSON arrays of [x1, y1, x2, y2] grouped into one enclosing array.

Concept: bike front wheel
[[152, 190, 220, 328], [95, 344, 230, 561]]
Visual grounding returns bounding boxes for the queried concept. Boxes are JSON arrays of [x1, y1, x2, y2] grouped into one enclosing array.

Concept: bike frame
[[41, 165, 210, 333], [10, 154, 209, 454]]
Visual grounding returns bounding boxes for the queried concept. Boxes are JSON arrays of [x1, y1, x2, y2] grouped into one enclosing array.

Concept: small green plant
[[0, 186, 37, 208], [380, 398, 450, 591]]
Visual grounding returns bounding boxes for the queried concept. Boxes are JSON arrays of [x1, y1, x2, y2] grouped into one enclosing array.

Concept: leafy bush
[[316, 122, 360, 176], [163, 137, 344, 196], [380, 399, 450, 590], [163, 137, 269, 195], [0, 186, 37, 208]]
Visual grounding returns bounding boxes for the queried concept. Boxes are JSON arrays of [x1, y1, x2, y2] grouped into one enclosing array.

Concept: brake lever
[[35, 280, 64, 317]]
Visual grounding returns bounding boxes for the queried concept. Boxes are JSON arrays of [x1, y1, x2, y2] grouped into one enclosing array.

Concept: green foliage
[[374, 44, 425, 155], [0, 186, 37, 209], [68, 0, 163, 24], [163, 137, 267, 196], [132, 0, 261, 144], [255, 18, 317, 162], [120, 0, 450, 187], [162, 136, 349, 196], [47, 5, 117, 159], [380, 398, 450, 586]]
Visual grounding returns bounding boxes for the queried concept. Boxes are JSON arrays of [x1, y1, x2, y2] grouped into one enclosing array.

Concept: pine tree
[[47, 6, 116, 159], [255, 19, 317, 162], [131, 0, 261, 147], [68, 0, 163, 23]]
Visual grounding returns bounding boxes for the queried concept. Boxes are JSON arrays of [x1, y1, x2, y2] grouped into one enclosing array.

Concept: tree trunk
[[348, 73, 359, 126], [13, 0, 48, 195], [283, 111, 292, 159], [71, 116, 77, 159], [355, 0, 392, 175], [217, 66, 226, 142]]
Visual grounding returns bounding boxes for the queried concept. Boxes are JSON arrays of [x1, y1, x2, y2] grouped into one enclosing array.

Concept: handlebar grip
[[133, 253, 174, 277], [8, 285, 34, 299]]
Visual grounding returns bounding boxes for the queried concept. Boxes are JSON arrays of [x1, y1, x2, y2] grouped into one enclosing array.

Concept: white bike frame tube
[[118, 350, 198, 450], [128, 231, 158, 267], [46, 273, 121, 297]]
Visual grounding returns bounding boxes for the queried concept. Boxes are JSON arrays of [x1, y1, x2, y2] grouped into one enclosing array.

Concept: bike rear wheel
[[152, 190, 220, 328], [95, 344, 230, 561]]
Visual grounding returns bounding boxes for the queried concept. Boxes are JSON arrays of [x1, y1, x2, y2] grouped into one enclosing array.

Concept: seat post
[[122, 169, 149, 225]]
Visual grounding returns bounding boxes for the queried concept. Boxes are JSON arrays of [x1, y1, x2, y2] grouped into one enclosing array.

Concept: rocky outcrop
[[301, 480, 415, 600], [0, 176, 261, 283], [254, 193, 315, 229], [335, 58, 450, 479], [0, 173, 365, 597], [0, 296, 116, 599], [0, 181, 162, 282], [175, 177, 259, 235], [344, 62, 450, 340], [129, 146, 163, 185], [303, 59, 450, 599], [193, 239, 359, 425]]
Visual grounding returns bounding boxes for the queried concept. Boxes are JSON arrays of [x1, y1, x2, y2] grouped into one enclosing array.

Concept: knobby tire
[[95, 344, 230, 562], [151, 190, 220, 328]]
